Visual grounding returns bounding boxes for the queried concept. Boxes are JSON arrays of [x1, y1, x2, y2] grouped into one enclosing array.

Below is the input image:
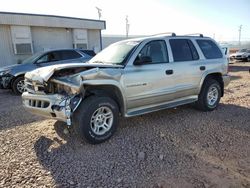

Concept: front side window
[[170, 39, 199, 62], [196, 40, 223, 59], [137, 40, 169, 64], [36, 52, 61, 64]]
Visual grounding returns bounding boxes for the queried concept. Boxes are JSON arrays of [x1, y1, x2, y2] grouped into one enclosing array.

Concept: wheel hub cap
[[90, 106, 114, 135], [207, 86, 219, 106]]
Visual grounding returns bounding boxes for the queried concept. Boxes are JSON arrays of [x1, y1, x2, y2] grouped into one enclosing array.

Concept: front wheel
[[195, 79, 221, 111], [12, 76, 25, 95], [73, 96, 119, 144]]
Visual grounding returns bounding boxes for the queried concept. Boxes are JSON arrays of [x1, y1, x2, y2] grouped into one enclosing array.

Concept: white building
[[0, 12, 106, 67]]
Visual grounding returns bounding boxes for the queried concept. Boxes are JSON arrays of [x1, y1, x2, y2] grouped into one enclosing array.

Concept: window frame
[[196, 39, 223, 59], [169, 39, 200, 62], [135, 40, 169, 65]]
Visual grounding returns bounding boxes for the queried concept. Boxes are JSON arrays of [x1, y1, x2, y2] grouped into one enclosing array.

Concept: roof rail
[[184, 33, 204, 37], [152, 32, 176, 37]]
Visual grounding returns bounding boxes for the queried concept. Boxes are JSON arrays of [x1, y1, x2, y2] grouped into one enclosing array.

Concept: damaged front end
[[22, 63, 123, 125], [22, 65, 93, 125]]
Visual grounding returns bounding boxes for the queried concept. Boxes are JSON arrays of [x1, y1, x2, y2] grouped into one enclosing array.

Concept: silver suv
[[22, 33, 230, 144]]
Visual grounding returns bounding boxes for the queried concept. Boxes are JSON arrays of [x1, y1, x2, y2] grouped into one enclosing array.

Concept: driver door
[[123, 40, 175, 112]]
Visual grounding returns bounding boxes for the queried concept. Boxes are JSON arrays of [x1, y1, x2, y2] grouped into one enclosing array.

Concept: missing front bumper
[[22, 92, 82, 125]]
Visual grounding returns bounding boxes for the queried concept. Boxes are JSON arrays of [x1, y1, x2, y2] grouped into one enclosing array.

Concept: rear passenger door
[[168, 38, 202, 98]]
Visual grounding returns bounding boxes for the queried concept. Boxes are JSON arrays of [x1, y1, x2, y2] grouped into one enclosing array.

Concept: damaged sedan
[[22, 34, 230, 144]]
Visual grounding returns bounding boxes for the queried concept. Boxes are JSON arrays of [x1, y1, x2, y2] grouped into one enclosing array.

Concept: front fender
[[81, 79, 127, 115]]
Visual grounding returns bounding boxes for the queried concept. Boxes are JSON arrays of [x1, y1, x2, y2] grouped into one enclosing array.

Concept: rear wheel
[[12, 76, 25, 95], [73, 96, 119, 144], [195, 79, 221, 111]]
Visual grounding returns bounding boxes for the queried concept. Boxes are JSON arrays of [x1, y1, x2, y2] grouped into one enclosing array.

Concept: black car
[[0, 49, 95, 94]]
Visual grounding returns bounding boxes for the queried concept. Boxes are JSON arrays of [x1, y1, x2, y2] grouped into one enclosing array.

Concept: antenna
[[95, 7, 102, 20]]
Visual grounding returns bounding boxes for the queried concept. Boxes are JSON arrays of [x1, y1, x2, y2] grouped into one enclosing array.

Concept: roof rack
[[152, 32, 176, 37], [184, 33, 204, 37]]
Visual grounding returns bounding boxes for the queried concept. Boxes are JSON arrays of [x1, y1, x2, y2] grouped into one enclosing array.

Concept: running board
[[126, 97, 197, 117]]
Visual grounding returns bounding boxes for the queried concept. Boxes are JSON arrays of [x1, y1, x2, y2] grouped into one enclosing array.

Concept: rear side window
[[196, 40, 222, 59], [170, 39, 199, 62], [60, 50, 82, 60]]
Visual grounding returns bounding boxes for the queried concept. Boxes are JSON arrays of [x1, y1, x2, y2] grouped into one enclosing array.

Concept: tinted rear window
[[80, 50, 96, 57], [196, 40, 222, 59], [60, 50, 82, 60], [170, 39, 199, 62]]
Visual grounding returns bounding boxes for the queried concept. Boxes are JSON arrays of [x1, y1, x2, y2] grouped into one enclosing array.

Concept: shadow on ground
[[0, 89, 44, 130]]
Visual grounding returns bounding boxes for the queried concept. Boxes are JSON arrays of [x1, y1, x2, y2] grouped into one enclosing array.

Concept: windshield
[[89, 41, 140, 64], [21, 52, 44, 64]]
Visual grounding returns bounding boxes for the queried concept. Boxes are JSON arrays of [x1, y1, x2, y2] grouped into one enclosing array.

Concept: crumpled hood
[[25, 63, 123, 83]]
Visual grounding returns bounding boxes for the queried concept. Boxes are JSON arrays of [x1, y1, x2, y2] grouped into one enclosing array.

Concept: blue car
[[0, 49, 95, 94]]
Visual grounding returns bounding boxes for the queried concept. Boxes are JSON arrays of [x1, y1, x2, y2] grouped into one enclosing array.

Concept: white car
[[230, 49, 250, 61]]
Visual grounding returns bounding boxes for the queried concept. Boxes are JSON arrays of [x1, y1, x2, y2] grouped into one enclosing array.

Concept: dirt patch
[[0, 62, 249, 187]]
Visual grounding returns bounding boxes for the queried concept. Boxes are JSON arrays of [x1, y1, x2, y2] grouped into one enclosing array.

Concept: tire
[[73, 96, 119, 144], [195, 79, 221, 111], [12, 76, 25, 95]]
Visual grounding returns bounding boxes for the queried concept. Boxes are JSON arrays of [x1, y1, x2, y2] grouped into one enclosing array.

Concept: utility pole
[[126, 15, 129, 38], [238, 25, 242, 47], [96, 7, 102, 20]]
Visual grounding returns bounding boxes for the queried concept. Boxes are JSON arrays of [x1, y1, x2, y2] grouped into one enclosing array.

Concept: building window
[[14, 43, 33, 54], [75, 43, 88, 49]]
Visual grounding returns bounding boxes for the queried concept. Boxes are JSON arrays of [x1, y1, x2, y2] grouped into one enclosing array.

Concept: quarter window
[[170, 39, 199, 62], [196, 40, 223, 59]]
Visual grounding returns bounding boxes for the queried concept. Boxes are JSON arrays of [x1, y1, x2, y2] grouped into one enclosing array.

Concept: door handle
[[200, 66, 206, 71], [165, 70, 173, 75]]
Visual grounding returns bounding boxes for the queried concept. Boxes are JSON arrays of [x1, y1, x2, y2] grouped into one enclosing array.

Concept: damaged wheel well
[[84, 85, 124, 115]]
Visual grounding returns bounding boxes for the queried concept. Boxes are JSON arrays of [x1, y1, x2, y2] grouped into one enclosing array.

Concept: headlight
[[0, 70, 11, 76]]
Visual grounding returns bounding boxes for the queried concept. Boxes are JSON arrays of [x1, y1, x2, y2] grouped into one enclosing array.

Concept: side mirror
[[134, 56, 152, 65]]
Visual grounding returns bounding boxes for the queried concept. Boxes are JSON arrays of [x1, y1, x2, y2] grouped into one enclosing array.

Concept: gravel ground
[[0, 62, 249, 188]]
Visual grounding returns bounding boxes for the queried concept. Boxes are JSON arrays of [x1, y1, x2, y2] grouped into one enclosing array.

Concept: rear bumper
[[22, 92, 68, 122], [222, 75, 230, 87]]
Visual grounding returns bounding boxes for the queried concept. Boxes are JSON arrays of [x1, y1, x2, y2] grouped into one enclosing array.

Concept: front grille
[[28, 99, 49, 108], [236, 55, 242, 58]]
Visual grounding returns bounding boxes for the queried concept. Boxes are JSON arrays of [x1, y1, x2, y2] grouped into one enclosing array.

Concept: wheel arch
[[83, 84, 125, 116], [199, 72, 224, 97], [10, 74, 25, 87]]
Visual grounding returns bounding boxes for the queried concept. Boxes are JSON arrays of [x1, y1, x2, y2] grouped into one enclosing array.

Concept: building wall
[[0, 26, 103, 67], [31, 27, 73, 52], [88, 30, 101, 52], [0, 25, 14, 66]]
